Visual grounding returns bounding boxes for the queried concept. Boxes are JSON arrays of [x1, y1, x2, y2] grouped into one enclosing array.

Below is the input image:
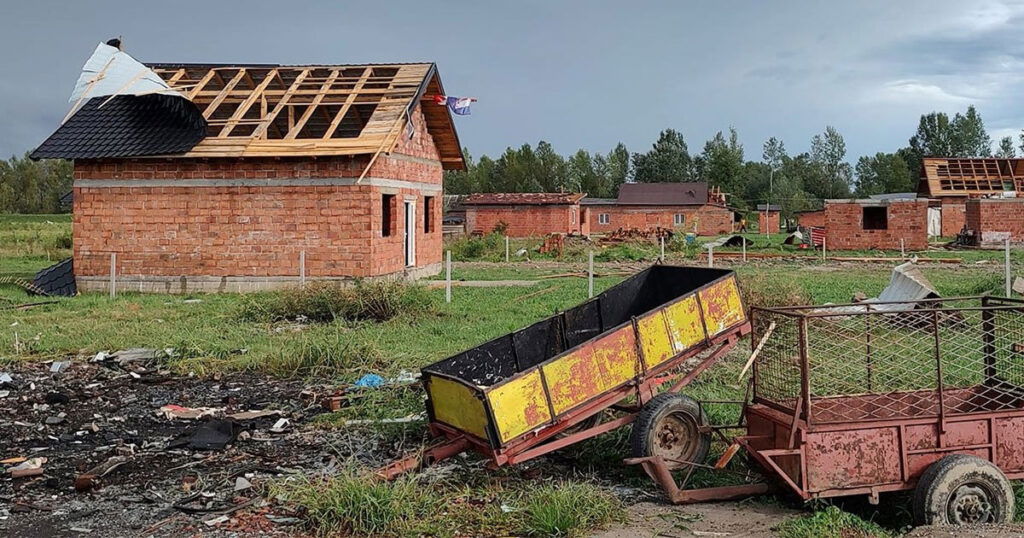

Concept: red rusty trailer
[[632, 295, 1024, 525]]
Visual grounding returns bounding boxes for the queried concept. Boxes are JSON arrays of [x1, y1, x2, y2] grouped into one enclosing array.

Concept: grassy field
[[2, 215, 1021, 536]]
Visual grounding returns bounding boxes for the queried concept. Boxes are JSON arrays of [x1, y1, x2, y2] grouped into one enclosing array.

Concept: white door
[[404, 200, 416, 267]]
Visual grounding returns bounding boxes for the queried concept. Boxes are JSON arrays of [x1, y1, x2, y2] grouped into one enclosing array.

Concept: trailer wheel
[[631, 393, 710, 470], [913, 454, 1014, 526]]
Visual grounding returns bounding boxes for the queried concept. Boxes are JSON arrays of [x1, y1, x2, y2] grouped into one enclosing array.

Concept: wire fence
[[753, 297, 1024, 424]]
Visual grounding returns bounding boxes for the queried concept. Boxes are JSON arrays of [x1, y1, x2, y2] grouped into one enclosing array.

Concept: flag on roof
[[433, 95, 474, 115]]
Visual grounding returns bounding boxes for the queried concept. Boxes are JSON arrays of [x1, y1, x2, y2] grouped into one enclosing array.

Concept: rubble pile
[[0, 352, 416, 536]]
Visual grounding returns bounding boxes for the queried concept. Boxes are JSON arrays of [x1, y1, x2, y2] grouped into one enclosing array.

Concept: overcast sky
[[2, 0, 1022, 163]]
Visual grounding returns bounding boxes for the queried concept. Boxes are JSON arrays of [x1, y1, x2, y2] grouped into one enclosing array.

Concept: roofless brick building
[[34, 54, 464, 292]]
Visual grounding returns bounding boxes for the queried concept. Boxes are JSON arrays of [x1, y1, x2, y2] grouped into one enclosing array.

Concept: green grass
[[0, 214, 71, 278], [777, 506, 893, 538], [272, 472, 622, 537]]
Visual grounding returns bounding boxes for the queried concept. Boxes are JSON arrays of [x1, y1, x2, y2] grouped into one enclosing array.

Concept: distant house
[[823, 198, 929, 251], [918, 157, 1024, 237], [463, 192, 587, 237], [583, 183, 733, 236], [755, 204, 781, 233], [32, 48, 464, 292]]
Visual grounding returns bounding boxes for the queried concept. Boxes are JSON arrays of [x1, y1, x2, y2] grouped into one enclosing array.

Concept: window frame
[[382, 194, 396, 237]]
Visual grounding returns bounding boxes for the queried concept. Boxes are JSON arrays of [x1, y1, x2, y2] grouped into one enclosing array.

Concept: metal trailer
[[382, 265, 762, 501], [724, 296, 1023, 525]]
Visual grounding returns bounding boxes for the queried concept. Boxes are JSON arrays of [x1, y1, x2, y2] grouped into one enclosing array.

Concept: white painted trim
[[74, 177, 443, 193]]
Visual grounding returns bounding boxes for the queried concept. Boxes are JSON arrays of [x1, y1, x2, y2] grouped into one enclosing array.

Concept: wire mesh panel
[[753, 298, 1024, 425], [751, 310, 802, 413]]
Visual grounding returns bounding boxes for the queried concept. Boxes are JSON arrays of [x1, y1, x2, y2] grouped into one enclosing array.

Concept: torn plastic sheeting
[[704, 235, 753, 248], [70, 43, 180, 104], [782, 231, 804, 245]]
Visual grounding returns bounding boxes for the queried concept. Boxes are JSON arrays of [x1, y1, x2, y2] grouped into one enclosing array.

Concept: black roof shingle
[[31, 94, 206, 160]]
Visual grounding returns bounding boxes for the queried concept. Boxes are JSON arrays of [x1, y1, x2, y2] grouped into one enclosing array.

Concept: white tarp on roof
[[69, 43, 180, 104]]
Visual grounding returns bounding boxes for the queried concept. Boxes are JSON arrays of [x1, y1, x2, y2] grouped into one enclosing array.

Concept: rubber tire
[[913, 454, 1015, 526], [630, 392, 711, 470]]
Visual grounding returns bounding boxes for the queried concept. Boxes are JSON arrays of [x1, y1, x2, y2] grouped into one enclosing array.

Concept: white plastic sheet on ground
[[68, 43, 180, 104]]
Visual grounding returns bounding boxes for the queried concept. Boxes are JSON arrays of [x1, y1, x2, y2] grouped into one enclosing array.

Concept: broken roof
[[615, 183, 710, 206], [756, 204, 781, 211], [463, 192, 586, 205], [919, 157, 1024, 197], [34, 47, 465, 169]]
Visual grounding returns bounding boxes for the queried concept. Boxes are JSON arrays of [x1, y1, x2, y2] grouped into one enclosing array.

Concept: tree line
[[445, 105, 1013, 218], [0, 153, 72, 214]]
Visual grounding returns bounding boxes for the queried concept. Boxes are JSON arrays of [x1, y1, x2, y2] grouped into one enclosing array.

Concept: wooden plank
[[284, 69, 340, 139], [218, 69, 279, 137], [187, 70, 218, 100], [202, 68, 247, 119]]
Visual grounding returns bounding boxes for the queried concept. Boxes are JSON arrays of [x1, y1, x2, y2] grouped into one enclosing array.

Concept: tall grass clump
[[274, 472, 439, 536], [448, 232, 504, 260], [738, 272, 811, 310], [776, 506, 891, 538], [239, 280, 434, 324], [518, 482, 623, 536]]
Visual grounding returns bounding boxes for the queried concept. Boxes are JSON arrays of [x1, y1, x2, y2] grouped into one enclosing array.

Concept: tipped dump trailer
[[382, 265, 754, 498]]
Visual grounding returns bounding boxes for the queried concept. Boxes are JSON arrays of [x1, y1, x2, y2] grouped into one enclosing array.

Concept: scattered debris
[[602, 227, 673, 243], [1014, 276, 1024, 295], [705, 234, 753, 248], [270, 418, 290, 433], [354, 374, 385, 388], [50, 361, 71, 373], [8, 457, 47, 478], [234, 476, 253, 491], [168, 419, 241, 451], [227, 409, 282, 421], [159, 404, 221, 420]]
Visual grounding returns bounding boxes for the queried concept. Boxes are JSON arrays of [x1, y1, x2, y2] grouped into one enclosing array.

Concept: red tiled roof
[[616, 182, 709, 205], [463, 192, 585, 205]]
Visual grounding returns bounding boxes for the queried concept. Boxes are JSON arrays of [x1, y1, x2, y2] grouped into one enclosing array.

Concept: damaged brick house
[[583, 183, 733, 236], [463, 192, 588, 237], [918, 157, 1024, 237], [32, 43, 464, 292], [823, 198, 929, 251]]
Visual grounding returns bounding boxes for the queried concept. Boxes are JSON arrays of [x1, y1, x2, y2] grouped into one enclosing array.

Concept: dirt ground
[[596, 500, 799, 538], [0, 355, 406, 537]]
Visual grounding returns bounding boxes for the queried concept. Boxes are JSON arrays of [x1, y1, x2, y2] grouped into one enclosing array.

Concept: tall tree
[[700, 128, 744, 196], [605, 142, 630, 196], [996, 136, 1017, 158], [567, 149, 606, 197], [909, 112, 954, 158], [534, 141, 568, 192], [631, 129, 692, 183], [854, 152, 913, 196], [808, 126, 852, 199], [0, 154, 72, 214], [950, 105, 991, 157]]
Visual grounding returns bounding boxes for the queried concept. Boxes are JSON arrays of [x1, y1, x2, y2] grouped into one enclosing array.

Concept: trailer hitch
[[624, 455, 770, 504]]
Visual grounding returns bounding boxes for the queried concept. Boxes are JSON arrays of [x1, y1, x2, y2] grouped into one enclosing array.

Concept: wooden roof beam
[[218, 69, 280, 138], [202, 69, 247, 119], [323, 67, 371, 139], [284, 70, 340, 139], [251, 69, 310, 139]]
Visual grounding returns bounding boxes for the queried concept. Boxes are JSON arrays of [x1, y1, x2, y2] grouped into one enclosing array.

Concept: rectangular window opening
[[863, 206, 888, 230], [599, 213, 610, 225], [674, 214, 685, 226], [424, 196, 434, 233], [382, 194, 395, 236]]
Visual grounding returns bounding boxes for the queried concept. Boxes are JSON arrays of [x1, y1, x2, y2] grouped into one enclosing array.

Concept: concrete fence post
[[822, 236, 827, 263], [707, 245, 714, 268], [742, 238, 746, 263], [900, 238, 906, 258], [1006, 239, 1012, 297], [588, 251, 594, 298], [505, 236, 510, 263], [300, 250, 306, 288], [109, 253, 116, 299], [659, 236, 665, 263], [445, 250, 452, 304]]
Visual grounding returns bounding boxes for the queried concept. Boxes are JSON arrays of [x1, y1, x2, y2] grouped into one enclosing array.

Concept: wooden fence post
[[588, 251, 594, 298], [109, 253, 116, 299]]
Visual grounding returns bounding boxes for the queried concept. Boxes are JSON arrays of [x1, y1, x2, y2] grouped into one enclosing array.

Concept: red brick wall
[[824, 200, 928, 250], [797, 210, 825, 228], [966, 199, 1024, 247], [465, 204, 583, 237], [587, 205, 732, 235], [939, 199, 966, 237], [72, 105, 443, 281], [758, 211, 780, 233]]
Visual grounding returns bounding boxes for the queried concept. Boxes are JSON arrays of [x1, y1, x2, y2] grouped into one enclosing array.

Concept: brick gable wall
[[466, 204, 582, 237], [757, 211, 780, 234], [824, 200, 928, 250]]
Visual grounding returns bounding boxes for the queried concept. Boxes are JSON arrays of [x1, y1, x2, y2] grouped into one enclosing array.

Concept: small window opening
[[424, 196, 434, 233], [382, 194, 395, 236], [599, 213, 610, 225], [674, 214, 685, 226], [863, 206, 888, 230]]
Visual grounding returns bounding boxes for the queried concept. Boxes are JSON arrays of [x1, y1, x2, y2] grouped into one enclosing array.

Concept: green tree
[[605, 142, 630, 196], [996, 136, 1016, 158], [950, 105, 991, 157], [808, 126, 852, 199], [534, 141, 568, 192], [909, 112, 954, 157], [0, 154, 72, 213], [567, 149, 606, 197], [854, 152, 913, 196], [699, 127, 744, 197], [632, 129, 692, 183]]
